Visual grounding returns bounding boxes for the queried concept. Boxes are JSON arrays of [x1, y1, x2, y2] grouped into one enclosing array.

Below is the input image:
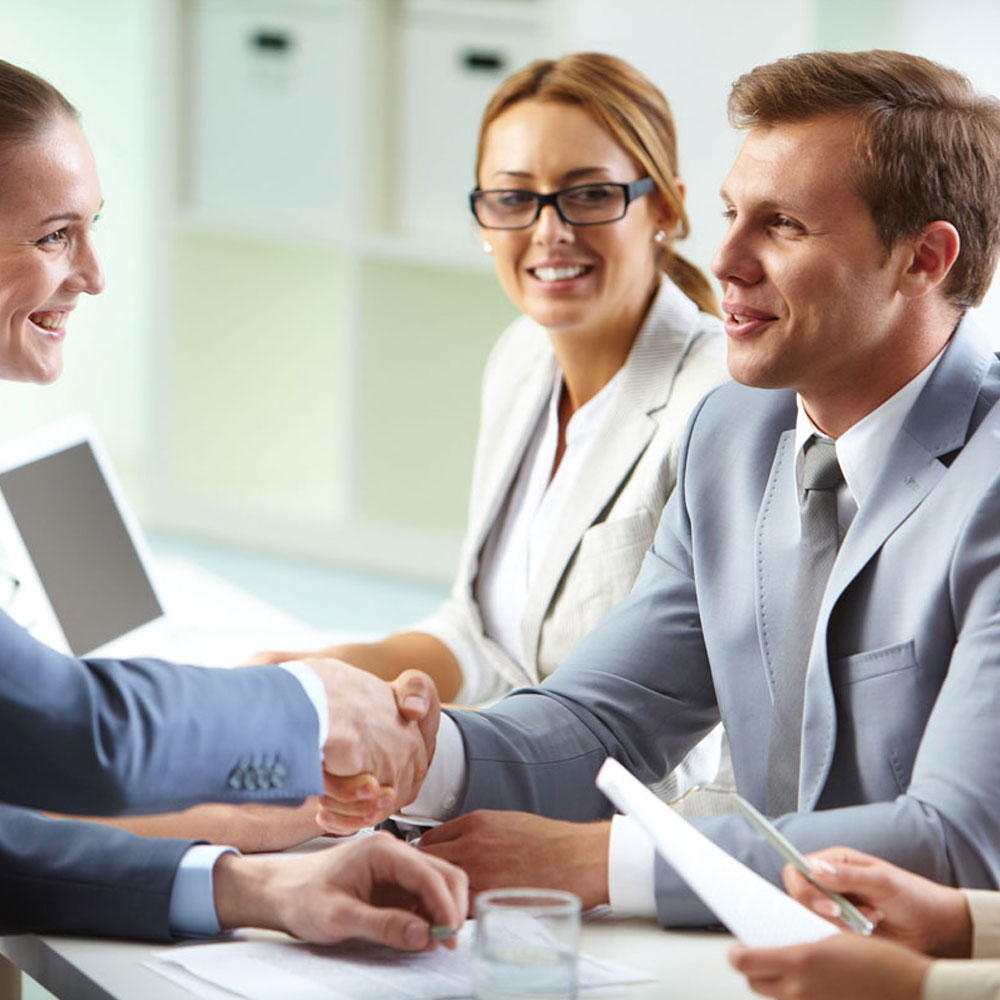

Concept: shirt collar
[[546, 367, 622, 448], [794, 345, 946, 507]]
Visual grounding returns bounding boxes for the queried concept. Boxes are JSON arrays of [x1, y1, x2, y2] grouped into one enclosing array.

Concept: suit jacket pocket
[[575, 509, 657, 559], [539, 510, 656, 675], [828, 640, 924, 800], [835, 640, 918, 685]]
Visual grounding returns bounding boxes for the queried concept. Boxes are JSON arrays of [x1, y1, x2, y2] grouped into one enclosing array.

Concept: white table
[[0, 919, 755, 1000]]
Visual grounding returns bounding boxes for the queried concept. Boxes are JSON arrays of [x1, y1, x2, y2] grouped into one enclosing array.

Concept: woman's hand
[[781, 846, 971, 957], [729, 933, 932, 1000]]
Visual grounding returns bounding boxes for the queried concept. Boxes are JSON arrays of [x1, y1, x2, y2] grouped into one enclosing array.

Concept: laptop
[[0, 414, 329, 663]]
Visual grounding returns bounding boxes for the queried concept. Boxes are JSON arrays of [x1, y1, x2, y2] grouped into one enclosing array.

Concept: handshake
[[306, 659, 440, 833]]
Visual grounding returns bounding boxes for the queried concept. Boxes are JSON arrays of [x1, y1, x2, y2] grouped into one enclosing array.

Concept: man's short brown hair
[[729, 50, 1000, 310]]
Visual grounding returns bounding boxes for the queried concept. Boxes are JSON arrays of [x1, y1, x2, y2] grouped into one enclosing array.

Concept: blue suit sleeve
[[0, 610, 323, 815]]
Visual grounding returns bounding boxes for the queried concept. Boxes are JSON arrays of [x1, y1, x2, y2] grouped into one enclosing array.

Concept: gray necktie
[[766, 436, 844, 816]]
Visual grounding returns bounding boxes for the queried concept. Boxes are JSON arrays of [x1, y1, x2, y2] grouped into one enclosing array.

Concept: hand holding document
[[595, 758, 841, 948]]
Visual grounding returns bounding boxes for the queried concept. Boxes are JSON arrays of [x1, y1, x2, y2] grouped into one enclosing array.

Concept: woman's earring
[[482, 241, 494, 254], [653, 230, 666, 245]]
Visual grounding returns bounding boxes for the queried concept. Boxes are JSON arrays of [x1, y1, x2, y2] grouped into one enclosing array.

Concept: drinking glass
[[474, 888, 581, 1000]]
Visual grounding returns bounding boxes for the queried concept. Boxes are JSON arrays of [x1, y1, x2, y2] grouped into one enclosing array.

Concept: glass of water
[[474, 888, 581, 1000]]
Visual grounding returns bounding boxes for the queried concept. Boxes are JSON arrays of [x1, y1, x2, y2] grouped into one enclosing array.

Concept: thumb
[[392, 670, 439, 723], [337, 896, 431, 951]]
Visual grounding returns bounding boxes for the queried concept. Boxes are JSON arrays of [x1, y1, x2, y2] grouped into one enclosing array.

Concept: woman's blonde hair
[[476, 52, 719, 317]]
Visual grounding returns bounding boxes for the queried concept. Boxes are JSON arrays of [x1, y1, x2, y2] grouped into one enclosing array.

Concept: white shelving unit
[[150, 0, 545, 581]]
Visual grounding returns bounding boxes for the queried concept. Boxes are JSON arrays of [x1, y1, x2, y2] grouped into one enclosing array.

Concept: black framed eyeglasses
[[469, 176, 655, 230]]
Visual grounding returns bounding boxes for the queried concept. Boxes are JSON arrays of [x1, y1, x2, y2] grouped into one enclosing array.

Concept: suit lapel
[[798, 318, 997, 809], [519, 280, 704, 678], [755, 429, 800, 697], [467, 358, 555, 582]]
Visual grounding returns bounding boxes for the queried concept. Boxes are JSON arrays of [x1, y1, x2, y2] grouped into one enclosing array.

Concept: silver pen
[[731, 793, 874, 936]]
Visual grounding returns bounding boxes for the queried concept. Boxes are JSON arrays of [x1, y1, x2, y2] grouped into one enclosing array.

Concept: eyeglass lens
[[474, 183, 628, 229]]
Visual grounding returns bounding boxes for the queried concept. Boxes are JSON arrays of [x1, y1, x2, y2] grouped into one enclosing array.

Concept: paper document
[[146, 924, 652, 1000], [596, 758, 839, 948]]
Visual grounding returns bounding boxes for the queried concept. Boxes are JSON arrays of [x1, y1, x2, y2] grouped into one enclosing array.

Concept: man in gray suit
[[324, 49, 1000, 926]]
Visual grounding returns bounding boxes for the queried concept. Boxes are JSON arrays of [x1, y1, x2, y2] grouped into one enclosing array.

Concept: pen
[[730, 793, 874, 936]]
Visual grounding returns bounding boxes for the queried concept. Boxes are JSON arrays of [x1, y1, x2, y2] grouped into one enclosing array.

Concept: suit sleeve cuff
[[966, 889, 1000, 958], [403, 713, 466, 819], [923, 958, 1000, 1000], [278, 661, 327, 749], [168, 845, 240, 938], [608, 814, 657, 918]]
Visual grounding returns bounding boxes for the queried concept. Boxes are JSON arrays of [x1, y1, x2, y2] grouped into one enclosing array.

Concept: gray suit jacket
[[0, 609, 322, 816], [0, 804, 194, 940], [450, 317, 1000, 925]]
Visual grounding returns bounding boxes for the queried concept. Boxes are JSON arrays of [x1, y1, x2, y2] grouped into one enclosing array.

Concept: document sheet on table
[[146, 924, 653, 1000]]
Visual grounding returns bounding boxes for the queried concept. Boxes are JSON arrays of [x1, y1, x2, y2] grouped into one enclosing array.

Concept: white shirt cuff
[[168, 844, 240, 937], [608, 814, 658, 918], [403, 713, 466, 819], [278, 660, 328, 749]]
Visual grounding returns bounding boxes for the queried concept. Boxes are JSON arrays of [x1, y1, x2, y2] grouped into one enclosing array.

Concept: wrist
[[213, 854, 284, 932], [932, 888, 973, 958], [561, 820, 611, 910]]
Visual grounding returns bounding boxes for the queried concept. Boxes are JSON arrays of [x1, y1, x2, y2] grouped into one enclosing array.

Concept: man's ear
[[898, 221, 961, 299]]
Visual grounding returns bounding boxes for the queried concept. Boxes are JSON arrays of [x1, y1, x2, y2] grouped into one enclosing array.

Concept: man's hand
[[729, 933, 932, 1000], [306, 660, 440, 833], [213, 832, 468, 950], [781, 846, 972, 957], [418, 810, 610, 910]]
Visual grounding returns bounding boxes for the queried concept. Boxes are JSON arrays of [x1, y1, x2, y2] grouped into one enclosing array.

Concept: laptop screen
[[0, 440, 164, 656]]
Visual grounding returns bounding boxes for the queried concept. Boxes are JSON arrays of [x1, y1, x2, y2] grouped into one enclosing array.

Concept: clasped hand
[[305, 659, 439, 833]]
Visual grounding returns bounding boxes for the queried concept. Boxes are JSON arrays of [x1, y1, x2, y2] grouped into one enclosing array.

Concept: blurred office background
[[4, 0, 1000, 598]]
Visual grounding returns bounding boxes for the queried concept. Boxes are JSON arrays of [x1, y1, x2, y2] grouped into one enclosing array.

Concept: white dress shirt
[[421, 370, 621, 695], [410, 347, 947, 917]]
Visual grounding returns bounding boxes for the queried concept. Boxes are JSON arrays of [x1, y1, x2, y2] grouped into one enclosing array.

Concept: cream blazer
[[416, 276, 728, 705], [924, 892, 1000, 999]]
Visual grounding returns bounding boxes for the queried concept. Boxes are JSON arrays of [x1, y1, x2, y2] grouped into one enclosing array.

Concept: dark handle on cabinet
[[462, 50, 505, 72], [251, 29, 294, 52]]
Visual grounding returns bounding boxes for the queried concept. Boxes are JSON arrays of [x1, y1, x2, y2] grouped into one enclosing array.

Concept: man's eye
[[772, 216, 803, 232]]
